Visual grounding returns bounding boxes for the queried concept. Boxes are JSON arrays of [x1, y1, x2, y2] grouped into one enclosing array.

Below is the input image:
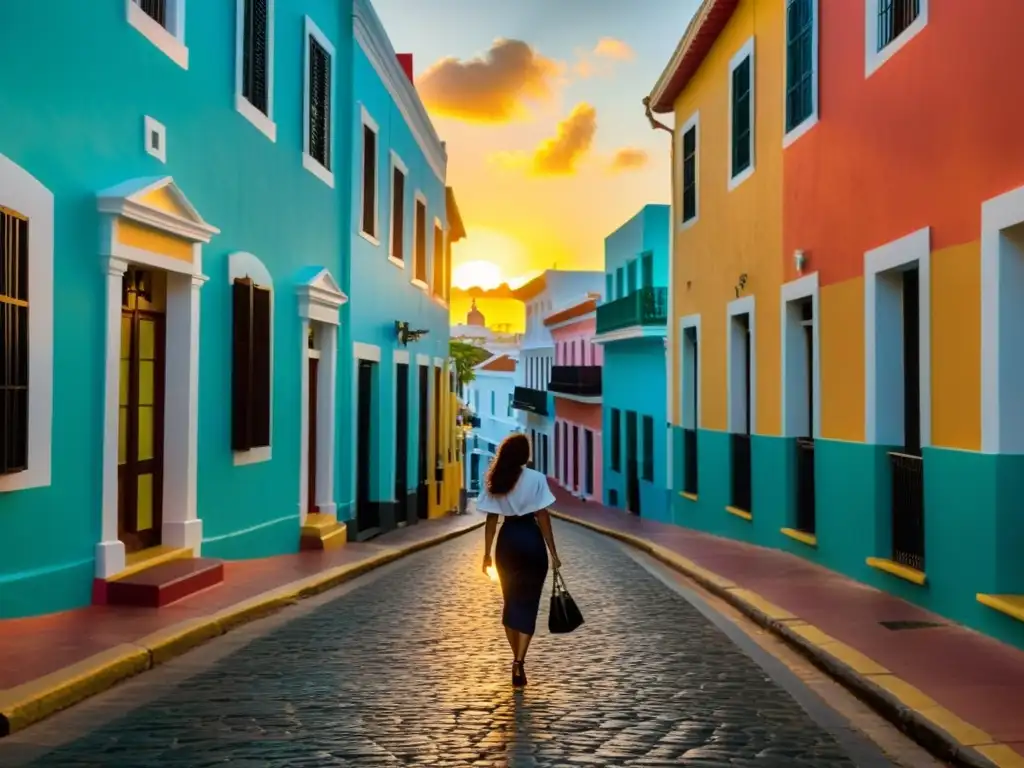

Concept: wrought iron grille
[[730, 432, 752, 513], [877, 0, 920, 50], [242, 0, 269, 114], [136, 0, 167, 27], [890, 451, 925, 571], [0, 207, 29, 475]]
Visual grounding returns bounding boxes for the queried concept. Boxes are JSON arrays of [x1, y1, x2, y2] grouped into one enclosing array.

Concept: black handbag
[[548, 569, 584, 634]]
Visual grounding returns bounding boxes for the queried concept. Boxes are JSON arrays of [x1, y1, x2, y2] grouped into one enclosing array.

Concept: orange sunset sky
[[372, 0, 702, 329]]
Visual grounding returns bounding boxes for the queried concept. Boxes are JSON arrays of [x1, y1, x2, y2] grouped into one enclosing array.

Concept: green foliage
[[449, 340, 492, 386]]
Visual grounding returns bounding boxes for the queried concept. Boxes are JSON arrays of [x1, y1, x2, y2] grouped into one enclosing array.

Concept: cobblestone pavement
[[19, 522, 895, 767]]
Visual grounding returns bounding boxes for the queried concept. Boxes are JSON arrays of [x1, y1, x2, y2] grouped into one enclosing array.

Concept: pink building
[[546, 294, 603, 501]]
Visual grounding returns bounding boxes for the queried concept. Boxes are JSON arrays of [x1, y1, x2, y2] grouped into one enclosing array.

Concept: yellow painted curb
[[0, 518, 484, 738], [551, 509, 1020, 768]]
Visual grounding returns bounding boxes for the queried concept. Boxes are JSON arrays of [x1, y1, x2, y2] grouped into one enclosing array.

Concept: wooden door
[[307, 356, 319, 515]]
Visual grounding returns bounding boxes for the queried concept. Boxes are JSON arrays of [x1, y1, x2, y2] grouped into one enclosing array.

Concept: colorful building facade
[[547, 296, 603, 501], [651, 0, 1024, 650], [463, 353, 519, 494], [596, 205, 671, 521], [0, 0, 459, 619]]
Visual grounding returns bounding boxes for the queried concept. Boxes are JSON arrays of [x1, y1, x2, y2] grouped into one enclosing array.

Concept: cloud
[[531, 103, 598, 176], [416, 39, 563, 123], [593, 38, 635, 61], [574, 37, 635, 77], [608, 147, 649, 173]]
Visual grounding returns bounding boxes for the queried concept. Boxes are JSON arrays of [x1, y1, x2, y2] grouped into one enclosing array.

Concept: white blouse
[[476, 467, 556, 517]]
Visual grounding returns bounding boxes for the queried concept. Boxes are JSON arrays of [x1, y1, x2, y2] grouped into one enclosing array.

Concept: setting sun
[[451, 227, 534, 289], [453, 260, 503, 291]]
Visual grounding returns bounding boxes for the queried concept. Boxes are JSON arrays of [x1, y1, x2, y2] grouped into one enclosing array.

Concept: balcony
[[512, 386, 548, 416], [596, 287, 668, 337], [548, 365, 602, 399]]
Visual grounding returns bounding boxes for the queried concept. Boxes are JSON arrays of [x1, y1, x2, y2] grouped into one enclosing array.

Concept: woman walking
[[478, 433, 561, 688]]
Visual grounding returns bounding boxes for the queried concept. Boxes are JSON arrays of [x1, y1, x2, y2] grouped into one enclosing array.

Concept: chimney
[[396, 53, 414, 84]]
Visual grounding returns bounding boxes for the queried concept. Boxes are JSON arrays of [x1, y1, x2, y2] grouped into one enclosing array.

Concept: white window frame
[[358, 106, 380, 244], [126, 0, 188, 70], [980, 185, 1024, 454], [411, 191, 429, 292], [727, 37, 756, 191], [783, 0, 820, 148], [144, 116, 167, 164], [678, 111, 700, 231], [865, 0, 929, 78], [780, 273, 820, 439], [680, 314, 701, 430], [864, 227, 931, 447], [726, 295, 757, 435], [302, 15, 336, 188], [0, 154, 54, 493], [388, 151, 408, 268], [229, 252, 274, 466], [234, 0, 276, 142]]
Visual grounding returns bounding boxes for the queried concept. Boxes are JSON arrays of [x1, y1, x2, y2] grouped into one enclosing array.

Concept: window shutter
[[362, 125, 376, 236], [414, 201, 427, 282], [232, 279, 254, 451], [251, 285, 272, 448], [391, 168, 405, 259], [0, 209, 29, 474], [432, 224, 443, 294], [243, 0, 269, 114], [731, 58, 751, 174], [308, 38, 331, 168]]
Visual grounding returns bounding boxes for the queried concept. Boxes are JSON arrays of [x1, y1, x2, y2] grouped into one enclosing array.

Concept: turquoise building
[[596, 205, 671, 522], [0, 0, 461, 619]]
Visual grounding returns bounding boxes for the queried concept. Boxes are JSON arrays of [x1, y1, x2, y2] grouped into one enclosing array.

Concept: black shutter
[[232, 279, 254, 451], [391, 168, 405, 259], [415, 201, 427, 282], [243, 0, 269, 115], [308, 38, 331, 169], [362, 125, 376, 236], [251, 286, 271, 448], [138, 0, 167, 27], [0, 209, 29, 474]]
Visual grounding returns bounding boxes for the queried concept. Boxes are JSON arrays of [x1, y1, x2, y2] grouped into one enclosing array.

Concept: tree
[[450, 340, 492, 387]]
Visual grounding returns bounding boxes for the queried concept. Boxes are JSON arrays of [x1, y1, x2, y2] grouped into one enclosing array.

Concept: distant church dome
[[467, 298, 485, 327]]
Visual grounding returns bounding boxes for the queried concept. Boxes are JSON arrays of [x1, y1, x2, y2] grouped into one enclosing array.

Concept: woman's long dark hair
[[486, 433, 530, 495]]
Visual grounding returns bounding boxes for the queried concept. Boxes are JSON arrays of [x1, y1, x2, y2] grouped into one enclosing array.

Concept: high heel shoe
[[512, 661, 527, 688]]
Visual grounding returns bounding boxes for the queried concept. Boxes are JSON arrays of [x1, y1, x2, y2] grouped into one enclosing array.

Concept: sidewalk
[[0, 513, 483, 736], [549, 485, 1024, 768]]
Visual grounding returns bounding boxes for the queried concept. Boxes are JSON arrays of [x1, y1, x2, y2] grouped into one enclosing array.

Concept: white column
[[299, 320, 311, 522], [162, 272, 207, 553], [96, 258, 128, 579], [316, 323, 338, 516]]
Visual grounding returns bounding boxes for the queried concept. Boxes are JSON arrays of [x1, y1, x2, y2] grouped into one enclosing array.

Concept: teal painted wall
[[670, 426, 1024, 651]]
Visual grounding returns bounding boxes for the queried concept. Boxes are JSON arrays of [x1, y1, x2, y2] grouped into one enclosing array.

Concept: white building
[[463, 352, 520, 494], [511, 270, 605, 478], [450, 299, 522, 356]]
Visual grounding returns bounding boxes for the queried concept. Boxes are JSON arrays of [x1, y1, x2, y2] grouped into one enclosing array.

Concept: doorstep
[[548, 483, 1024, 766]]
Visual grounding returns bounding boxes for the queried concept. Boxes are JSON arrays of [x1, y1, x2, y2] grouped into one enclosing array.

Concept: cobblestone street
[[7, 522, 901, 767]]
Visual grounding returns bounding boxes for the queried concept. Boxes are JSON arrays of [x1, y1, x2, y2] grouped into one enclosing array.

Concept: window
[[642, 415, 654, 481], [641, 252, 653, 288], [413, 195, 427, 286], [866, 0, 928, 76], [627, 260, 637, 293], [128, 0, 188, 69], [236, 0, 275, 140], [785, 0, 817, 139], [877, 0, 920, 51], [729, 39, 755, 187], [232, 278, 272, 452], [303, 17, 334, 187], [616, 267, 625, 298], [432, 220, 444, 297], [680, 113, 699, 225], [360, 110, 378, 240], [507, 393, 513, 418], [389, 153, 406, 263], [490, 391, 495, 415], [0, 207, 29, 475], [610, 408, 621, 472], [605, 273, 613, 299]]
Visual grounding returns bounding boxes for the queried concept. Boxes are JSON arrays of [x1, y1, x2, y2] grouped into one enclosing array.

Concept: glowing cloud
[[608, 147, 650, 173], [531, 103, 598, 176], [593, 38, 635, 61], [416, 39, 563, 123]]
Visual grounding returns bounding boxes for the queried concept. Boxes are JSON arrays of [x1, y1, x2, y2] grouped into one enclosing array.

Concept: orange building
[[651, 0, 1024, 650]]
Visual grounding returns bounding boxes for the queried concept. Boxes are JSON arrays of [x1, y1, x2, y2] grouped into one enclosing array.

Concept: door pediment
[[98, 176, 220, 244]]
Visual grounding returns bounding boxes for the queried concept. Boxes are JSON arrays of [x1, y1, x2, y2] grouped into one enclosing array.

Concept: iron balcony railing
[[890, 451, 925, 571], [730, 433, 752, 514], [549, 365, 602, 397], [683, 428, 698, 496], [596, 286, 668, 335], [511, 386, 548, 416], [795, 438, 816, 534]]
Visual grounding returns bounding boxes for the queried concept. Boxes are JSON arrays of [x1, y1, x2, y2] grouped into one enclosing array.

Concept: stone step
[[105, 557, 225, 608], [300, 514, 348, 551]]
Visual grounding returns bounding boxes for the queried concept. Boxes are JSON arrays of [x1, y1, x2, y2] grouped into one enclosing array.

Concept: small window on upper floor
[[680, 113, 699, 226], [432, 220, 445, 298], [232, 278, 272, 453], [615, 266, 625, 298], [236, 0, 275, 141], [128, 0, 188, 69], [877, 0, 920, 50], [728, 38, 755, 190], [303, 17, 335, 187], [641, 251, 654, 288], [866, 0, 928, 77], [605, 273, 613, 300], [0, 207, 29, 476], [785, 0, 818, 145], [413, 195, 428, 288], [360, 109, 379, 241], [389, 153, 407, 264]]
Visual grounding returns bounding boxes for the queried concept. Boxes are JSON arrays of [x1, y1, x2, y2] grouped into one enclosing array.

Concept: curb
[[0, 518, 484, 738], [552, 511, 1020, 768]]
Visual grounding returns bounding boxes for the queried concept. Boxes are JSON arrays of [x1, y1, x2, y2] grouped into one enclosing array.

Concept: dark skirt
[[495, 513, 549, 635]]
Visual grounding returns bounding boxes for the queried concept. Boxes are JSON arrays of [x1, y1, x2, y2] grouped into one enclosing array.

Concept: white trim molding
[[299, 315, 340, 522], [680, 314, 701, 430], [0, 154, 54, 494], [126, 0, 188, 69], [352, 0, 447, 182], [144, 116, 167, 163], [594, 325, 668, 345], [981, 185, 1024, 454], [727, 37, 756, 191], [864, 227, 931, 447], [678, 110, 700, 232], [780, 273, 820, 438], [230, 252, 274, 466], [297, 265, 348, 325], [359, 105, 380, 244], [865, 0, 929, 78], [388, 150, 408, 266], [726, 295, 757, 434], [94, 177, 216, 578], [783, 0, 820, 148], [302, 15, 336, 188], [234, 0, 276, 142]]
